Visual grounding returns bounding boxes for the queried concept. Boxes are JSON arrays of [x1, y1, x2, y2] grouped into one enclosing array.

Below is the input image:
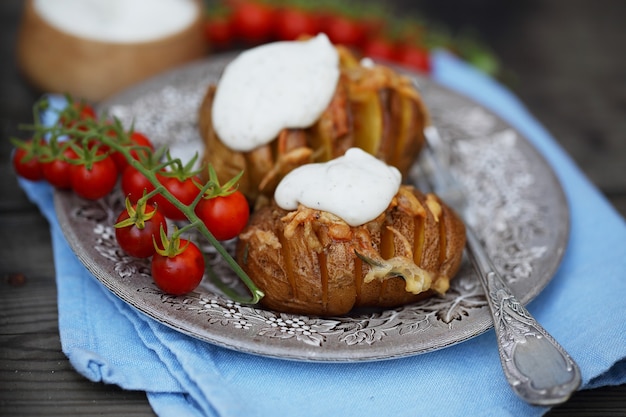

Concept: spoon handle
[[466, 227, 582, 405]]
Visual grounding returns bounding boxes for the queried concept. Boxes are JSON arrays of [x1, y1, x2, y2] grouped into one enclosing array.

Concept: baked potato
[[236, 185, 466, 316], [199, 45, 430, 206]]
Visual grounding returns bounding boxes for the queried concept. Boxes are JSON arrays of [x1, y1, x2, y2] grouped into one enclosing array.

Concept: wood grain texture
[[0, 0, 624, 416]]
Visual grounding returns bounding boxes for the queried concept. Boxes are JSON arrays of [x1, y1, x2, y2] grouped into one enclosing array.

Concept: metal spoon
[[421, 126, 581, 405]]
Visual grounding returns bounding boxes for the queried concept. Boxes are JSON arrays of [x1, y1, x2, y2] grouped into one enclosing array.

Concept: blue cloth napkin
[[18, 50, 626, 417]]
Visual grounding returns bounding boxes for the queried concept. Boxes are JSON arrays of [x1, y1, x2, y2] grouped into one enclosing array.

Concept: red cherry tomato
[[195, 190, 250, 241], [76, 103, 96, 120], [205, 15, 234, 49], [111, 131, 154, 173], [151, 239, 205, 295], [121, 165, 155, 204], [42, 146, 79, 189], [274, 7, 319, 41], [323, 14, 366, 47], [115, 204, 167, 258], [361, 37, 397, 61], [357, 16, 386, 41], [230, 1, 275, 44], [59, 102, 97, 134], [70, 155, 118, 200], [152, 174, 201, 221], [59, 102, 96, 125], [395, 44, 431, 73], [12, 140, 45, 181]]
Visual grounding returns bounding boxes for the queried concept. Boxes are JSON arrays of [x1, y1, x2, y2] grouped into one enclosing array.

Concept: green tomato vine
[[19, 95, 265, 304]]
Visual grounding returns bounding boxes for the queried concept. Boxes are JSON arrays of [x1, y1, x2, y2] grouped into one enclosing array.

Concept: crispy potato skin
[[199, 46, 429, 206], [236, 186, 466, 316]]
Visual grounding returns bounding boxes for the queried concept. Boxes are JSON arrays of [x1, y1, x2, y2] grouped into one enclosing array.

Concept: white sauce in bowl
[[211, 34, 340, 152], [33, 0, 198, 43], [274, 148, 402, 226]]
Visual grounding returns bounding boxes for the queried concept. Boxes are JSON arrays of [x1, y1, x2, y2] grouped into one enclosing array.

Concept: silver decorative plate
[[54, 55, 569, 362]]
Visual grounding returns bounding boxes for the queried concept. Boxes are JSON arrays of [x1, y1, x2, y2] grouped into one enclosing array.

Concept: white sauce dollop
[[275, 148, 402, 227], [33, 0, 198, 43], [211, 34, 340, 152]]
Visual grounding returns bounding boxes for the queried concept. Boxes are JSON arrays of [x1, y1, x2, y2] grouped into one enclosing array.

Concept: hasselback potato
[[199, 45, 430, 205], [236, 185, 466, 316]]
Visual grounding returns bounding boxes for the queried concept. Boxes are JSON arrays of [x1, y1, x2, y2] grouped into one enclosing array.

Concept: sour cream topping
[[33, 0, 199, 43], [275, 148, 402, 227], [211, 34, 340, 152]]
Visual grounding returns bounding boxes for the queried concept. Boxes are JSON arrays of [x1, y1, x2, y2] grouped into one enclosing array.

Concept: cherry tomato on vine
[[151, 239, 205, 295], [357, 15, 386, 41], [115, 203, 167, 258], [76, 103, 96, 120], [12, 139, 45, 181], [110, 131, 154, 173], [195, 190, 250, 241], [59, 102, 96, 124], [121, 165, 155, 204], [230, 1, 275, 44], [323, 14, 366, 47], [274, 7, 319, 41], [42, 145, 78, 189], [59, 102, 97, 134], [70, 154, 118, 200], [205, 15, 234, 49], [395, 44, 431, 73], [361, 37, 397, 61], [152, 174, 202, 221]]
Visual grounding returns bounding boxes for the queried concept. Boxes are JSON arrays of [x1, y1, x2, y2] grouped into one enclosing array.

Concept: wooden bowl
[[16, 0, 208, 102]]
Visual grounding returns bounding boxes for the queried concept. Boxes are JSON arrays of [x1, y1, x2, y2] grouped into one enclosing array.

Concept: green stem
[[137, 187, 163, 203], [31, 114, 264, 305], [112, 139, 264, 304]]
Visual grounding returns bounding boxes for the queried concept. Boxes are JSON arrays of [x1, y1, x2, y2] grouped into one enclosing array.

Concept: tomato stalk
[[154, 225, 190, 258], [23, 98, 264, 304], [200, 164, 243, 199], [111, 137, 264, 304], [66, 140, 111, 169], [114, 197, 158, 230]]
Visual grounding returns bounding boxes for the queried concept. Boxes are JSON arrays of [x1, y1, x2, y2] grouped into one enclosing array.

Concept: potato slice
[[350, 88, 383, 157]]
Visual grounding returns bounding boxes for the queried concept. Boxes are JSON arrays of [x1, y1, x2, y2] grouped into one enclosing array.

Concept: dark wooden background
[[1, 0, 624, 415]]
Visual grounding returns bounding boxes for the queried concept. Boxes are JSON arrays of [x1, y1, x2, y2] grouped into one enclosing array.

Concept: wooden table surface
[[1, 0, 624, 415]]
